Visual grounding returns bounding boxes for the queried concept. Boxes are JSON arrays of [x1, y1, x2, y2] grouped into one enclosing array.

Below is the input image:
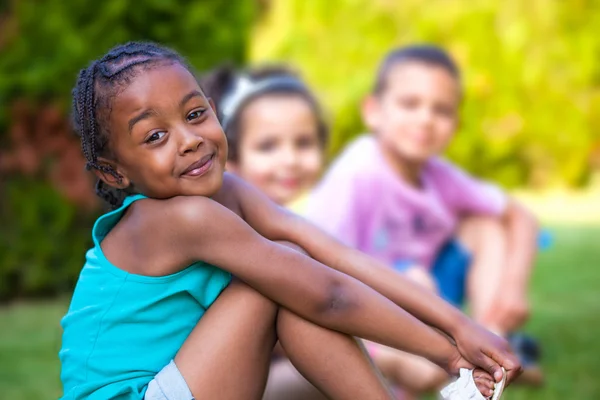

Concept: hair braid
[[71, 41, 189, 209]]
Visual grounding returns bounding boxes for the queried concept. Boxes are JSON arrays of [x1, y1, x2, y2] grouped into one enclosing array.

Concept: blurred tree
[[251, 0, 600, 188], [0, 0, 255, 299]]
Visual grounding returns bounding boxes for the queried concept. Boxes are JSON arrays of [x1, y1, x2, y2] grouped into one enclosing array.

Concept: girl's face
[[232, 95, 323, 205], [104, 62, 228, 199], [363, 62, 460, 165]]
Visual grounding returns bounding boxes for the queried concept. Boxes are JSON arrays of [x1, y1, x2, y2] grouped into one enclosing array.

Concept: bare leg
[[174, 280, 277, 399], [263, 358, 327, 400], [263, 241, 393, 400], [366, 341, 448, 397], [174, 279, 393, 399], [460, 216, 543, 385], [277, 308, 393, 400]]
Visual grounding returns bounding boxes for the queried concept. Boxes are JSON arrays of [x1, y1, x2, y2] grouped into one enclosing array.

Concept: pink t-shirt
[[305, 135, 507, 268]]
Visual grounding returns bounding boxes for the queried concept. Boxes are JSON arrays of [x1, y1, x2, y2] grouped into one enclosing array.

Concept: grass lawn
[[0, 226, 599, 399]]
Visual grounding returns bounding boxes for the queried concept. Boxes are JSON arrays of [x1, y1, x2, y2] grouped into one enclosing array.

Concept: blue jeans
[[394, 240, 471, 307]]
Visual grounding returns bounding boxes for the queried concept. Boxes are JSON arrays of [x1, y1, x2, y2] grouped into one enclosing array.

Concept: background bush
[[0, 0, 255, 300], [251, 0, 600, 188], [1, 0, 598, 300]]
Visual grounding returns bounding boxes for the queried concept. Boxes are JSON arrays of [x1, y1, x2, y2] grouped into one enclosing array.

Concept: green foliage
[[251, 0, 600, 188], [0, 0, 254, 121], [0, 178, 95, 299], [0, 0, 255, 299]]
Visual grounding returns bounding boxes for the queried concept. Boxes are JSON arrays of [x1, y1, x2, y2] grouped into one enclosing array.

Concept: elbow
[[315, 279, 357, 318]]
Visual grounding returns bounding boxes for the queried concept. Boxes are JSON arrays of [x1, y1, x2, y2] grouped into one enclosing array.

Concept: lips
[[279, 177, 300, 189], [181, 153, 215, 177]]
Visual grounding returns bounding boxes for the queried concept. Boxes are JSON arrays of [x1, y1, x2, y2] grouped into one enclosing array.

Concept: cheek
[[435, 119, 457, 144], [237, 152, 277, 185], [300, 151, 323, 178]]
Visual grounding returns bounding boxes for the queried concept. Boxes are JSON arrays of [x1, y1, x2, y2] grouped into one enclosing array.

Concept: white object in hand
[[440, 368, 506, 400]]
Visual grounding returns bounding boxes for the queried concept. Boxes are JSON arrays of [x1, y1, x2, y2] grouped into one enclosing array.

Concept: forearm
[[283, 215, 469, 337], [502, 201, 538, 291], [228, 239, 456, 367], [316, 275, 456, 368]]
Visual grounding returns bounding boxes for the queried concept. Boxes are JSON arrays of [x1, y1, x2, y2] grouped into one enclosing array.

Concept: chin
[[396, 148, 432, 164]]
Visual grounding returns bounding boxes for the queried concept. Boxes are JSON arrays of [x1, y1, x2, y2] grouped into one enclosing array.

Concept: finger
[[489, 349, 522, 384], [474, 353, 504, 383]]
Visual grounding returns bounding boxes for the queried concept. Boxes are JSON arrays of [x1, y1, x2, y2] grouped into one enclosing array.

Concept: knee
[[458, 216, 505, 252], [228, 280, 278, 316]]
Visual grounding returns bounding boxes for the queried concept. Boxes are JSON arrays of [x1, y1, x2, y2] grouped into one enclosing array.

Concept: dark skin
[[96, 62, 516, 397]]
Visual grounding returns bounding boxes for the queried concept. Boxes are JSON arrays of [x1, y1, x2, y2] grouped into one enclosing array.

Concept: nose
[[281, 143, 300, 168], [178, 126, 203, 155], [416, 106, 435, 127]]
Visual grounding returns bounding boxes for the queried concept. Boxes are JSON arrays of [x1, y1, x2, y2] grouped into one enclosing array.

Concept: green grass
[[1, 226, 599, 399]]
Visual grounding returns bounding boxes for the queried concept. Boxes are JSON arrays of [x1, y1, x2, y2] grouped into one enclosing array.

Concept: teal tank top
[[59, 195, 231, 399]]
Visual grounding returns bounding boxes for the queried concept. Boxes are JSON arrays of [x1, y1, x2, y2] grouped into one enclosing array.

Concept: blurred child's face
[[103, 63, 228, 199], [232, 95, 323, 205], [363, 62, 460, 164]]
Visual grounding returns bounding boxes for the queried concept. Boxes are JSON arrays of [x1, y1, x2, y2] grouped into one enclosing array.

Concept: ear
[[361, 95, 381, 132], [92, 157, 131, 190]]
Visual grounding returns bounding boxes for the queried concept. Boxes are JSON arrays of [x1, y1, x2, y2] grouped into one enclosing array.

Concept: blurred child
[[60, 42, 518, 400], [201, 66, 325, 208], [306, 45, 542, 395]]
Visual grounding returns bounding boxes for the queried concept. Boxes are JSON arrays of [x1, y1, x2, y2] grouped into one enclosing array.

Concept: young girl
[[305, 45, 541, 395], [59, 42, 518, 400], [200, 65, 324, 209]]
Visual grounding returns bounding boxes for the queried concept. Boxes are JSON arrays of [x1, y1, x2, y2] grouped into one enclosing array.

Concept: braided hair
[[72, 42, 190, 209]]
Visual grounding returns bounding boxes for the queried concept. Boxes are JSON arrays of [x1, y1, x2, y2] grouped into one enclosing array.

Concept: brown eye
[[398, 96, 420, 109], [296, 135, 318, 149], [257, 138, 277, 153], [146, 131, 166, 143], [186, 109, 206, 122], [434, 104, 455, 117]]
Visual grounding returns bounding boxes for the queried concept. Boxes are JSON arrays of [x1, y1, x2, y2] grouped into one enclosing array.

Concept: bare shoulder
[[106, 196, 232, 276], [211, 172, 246, 216], [139, 195, 222, 228]]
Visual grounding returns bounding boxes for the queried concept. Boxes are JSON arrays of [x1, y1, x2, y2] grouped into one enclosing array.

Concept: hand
[[452, 320, 522, 385], [485, 292, 530, 333]]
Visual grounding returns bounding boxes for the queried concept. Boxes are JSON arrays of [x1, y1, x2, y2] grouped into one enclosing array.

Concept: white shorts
[[145, 360, 194, 400]]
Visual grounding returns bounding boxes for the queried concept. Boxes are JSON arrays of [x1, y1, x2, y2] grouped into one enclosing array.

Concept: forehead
[[382, 62, 460, 98], [111, 62, 203, 114], [242, 94, 318, 130]]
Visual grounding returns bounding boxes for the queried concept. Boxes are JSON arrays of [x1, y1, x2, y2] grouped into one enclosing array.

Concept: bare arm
[[229, 174, 468, 335], [164, 195, 459, 371], [228, 175, 521, 382]]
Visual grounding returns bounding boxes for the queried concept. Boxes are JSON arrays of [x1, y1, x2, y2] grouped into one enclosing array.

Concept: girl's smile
[[105, 62, 228, 199], [181, 152, 216, 178]]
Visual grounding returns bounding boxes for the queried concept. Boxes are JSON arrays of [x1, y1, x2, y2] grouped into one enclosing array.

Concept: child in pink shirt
[[306, 45, 542, 395]]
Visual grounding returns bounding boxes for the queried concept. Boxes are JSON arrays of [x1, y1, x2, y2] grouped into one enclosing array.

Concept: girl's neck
[[377, 141, 425, 189]]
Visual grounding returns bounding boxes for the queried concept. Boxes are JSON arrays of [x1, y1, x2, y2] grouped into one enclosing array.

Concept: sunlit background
[[0, 1, 598, 399]]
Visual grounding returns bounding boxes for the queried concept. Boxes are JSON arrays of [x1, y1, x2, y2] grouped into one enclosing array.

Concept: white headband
[[220, 75, 307, 130]]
